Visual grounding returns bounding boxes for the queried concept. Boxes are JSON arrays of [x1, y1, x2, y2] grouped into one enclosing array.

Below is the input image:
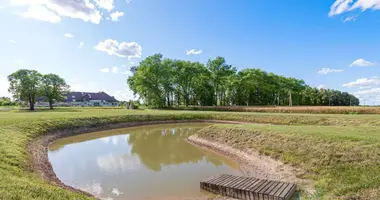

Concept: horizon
[[1, 0, 380, 105]]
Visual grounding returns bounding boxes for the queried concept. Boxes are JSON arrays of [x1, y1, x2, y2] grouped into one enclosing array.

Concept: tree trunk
[[29, 97, 35, 111], [49, 100, 53, 109]]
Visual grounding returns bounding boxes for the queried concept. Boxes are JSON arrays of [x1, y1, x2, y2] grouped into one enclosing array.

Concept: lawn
[[0, 108, 380, 199]]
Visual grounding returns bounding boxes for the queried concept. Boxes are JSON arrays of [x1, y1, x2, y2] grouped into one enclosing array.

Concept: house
[[36, 91, 120, 107]]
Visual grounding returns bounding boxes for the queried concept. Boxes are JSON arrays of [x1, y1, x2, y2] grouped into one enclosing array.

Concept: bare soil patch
[[187, 134, 314, 195]]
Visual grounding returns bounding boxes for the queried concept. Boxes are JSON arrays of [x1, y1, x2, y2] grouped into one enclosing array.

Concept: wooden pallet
[[200, 174, 296, 200]]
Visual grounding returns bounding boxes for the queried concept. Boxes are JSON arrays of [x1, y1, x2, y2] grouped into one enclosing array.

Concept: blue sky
[[1, 0, 380, 104]]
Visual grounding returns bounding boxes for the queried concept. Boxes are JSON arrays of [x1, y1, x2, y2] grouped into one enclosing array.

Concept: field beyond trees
[[1, 108, 380, 199], [169, 105, 380, 114]]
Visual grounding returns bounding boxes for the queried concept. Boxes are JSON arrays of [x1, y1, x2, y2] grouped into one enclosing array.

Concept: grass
[[0, 108, 380, 199], [169, 105, 380, 114], [195, 124, 380, 199]]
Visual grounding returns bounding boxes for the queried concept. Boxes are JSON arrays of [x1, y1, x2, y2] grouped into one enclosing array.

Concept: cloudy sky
[[0, 0, 380, 104]]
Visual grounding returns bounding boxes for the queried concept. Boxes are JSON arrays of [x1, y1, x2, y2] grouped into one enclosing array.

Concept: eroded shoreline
[[29, 120, 311, 199], [187, 134, 314, 195], [28, 120, 246, 199]]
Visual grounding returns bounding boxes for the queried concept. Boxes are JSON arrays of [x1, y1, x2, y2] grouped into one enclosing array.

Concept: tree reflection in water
[[127, 127, 223, 171]]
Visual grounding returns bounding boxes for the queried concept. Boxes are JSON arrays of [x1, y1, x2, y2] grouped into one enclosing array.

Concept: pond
[[49, 123, 242, 200]]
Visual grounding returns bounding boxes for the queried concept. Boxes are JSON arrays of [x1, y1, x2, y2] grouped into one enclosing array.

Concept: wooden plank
[[273, 183, 289, 200], [253, 180, 272, 200], [258, 181, 276, 199], [235, 178, 251, 199], [221, 176, 242, 196], [278, 184, 296, 200], [230, 177, 248, 198], [200, 174, 296, 200], [247, 179, 267, 200], [240, 178, 258, 200], [243, 179, 260, 200], [213, 175, 233, 194], [268, 182, 284, 200], [211, 174, 230, 193], [263, 181, 281, 200]]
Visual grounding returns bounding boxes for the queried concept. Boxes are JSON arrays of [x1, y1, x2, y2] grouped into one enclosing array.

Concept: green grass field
[[1, 108, 380, 199]]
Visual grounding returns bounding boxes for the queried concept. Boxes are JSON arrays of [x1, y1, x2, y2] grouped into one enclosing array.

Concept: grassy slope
[[195, 124, 380, 199], [1, 108, 380, 199]]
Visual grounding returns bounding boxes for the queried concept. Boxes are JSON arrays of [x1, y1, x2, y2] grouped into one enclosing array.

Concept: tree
[[41, 74, 70, 109], [127, 53, 360, 108], [8, 69, 42, 110]]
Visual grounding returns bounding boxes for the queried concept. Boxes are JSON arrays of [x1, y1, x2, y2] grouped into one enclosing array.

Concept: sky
[[0, 0, 380, 105]]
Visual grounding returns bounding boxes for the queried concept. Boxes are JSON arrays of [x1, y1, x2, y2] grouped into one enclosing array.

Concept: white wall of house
[[36, 101, 120, 107]]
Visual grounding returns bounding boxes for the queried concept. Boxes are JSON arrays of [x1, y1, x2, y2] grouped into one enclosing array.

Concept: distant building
[[36, 91, 120, 107]]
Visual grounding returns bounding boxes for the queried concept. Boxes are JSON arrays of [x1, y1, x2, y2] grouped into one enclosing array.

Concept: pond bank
[[187, 134, 314, 195], [28, 120, 248, 199]]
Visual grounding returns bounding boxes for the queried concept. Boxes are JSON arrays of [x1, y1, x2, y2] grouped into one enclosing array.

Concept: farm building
[[37, 91, 120, 107]]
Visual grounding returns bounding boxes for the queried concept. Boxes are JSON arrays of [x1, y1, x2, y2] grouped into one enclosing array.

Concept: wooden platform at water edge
[[200, 174, 296, 200]]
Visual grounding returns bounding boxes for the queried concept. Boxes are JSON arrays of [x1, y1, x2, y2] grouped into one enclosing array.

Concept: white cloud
[[350, 58, 377, 67], [8, 40, 17, 44], [123, 70, 132, 76], [78, 183, 103, 197], [353, 88, 380, 105], [343, 77, 380, 88], [329, 0, 380, 16], [111, 188, 123, 196], [317, 84, 325, 89], [69, 81, 98, 92], [10, 0, 102, 24], [342, 15, 358, 22], [20, 5, 62, 24], [126, 0, 132, 4], [112, 66, 118, 73], [79, 41, 84, 48], [0, 77, 10, 97], [64, 33, 74, 38], [93, 0, 114, 11], [100, 68, 110, 73], [96, 152, 142, 173], [113, 90, 137, 101], [110, 11, 124, 21], [186, 49, 202, 55], [95, 39, 142, 59], [317, 68, 344, 74]]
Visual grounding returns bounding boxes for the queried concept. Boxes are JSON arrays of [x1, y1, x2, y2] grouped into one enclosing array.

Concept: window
[[72, 96, 75, 98], [72, 99, 76, 102]]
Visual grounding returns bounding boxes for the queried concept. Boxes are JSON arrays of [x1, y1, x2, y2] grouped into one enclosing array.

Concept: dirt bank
[[28, 120, 247, 199], [187, 134, 314, 195]]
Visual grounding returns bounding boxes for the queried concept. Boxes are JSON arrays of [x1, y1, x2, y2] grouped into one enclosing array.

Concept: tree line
[[128, 54, 359, 108], [7, 69, 70, 110]]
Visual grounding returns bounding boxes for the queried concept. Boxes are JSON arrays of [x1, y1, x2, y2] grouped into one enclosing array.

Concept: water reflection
[[49, 123, 241, 200]]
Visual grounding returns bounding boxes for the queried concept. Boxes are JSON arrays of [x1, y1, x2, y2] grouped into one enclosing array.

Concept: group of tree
[[127, 54, 359, 108], [0, 97, 18, 106], [7, 69, 70, 110]]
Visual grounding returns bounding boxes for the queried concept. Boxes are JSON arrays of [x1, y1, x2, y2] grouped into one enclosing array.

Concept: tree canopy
[[128, 54, 359, 108], [8, 69, 42, 110], [7, 69, 70, 110], [41, 74, 70, 109]]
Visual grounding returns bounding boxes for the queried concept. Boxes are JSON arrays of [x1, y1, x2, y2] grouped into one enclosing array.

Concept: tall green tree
[[127, 54, 360, 108], [8, 69, 42, 110], [40, 74, 70, 109]]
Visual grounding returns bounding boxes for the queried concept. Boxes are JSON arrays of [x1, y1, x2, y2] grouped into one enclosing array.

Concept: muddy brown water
[[48, 123, 242, 200]]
